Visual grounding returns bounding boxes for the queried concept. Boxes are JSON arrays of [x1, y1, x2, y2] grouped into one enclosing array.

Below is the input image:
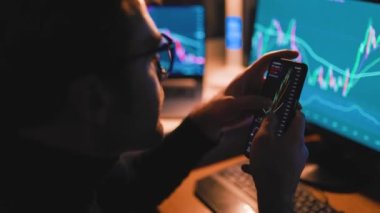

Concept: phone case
[[272, 59, 308, 136], [245, 59, 308, 155]]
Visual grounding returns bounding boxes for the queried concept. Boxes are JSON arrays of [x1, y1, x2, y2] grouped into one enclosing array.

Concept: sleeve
[[96, 118, 218, 213]]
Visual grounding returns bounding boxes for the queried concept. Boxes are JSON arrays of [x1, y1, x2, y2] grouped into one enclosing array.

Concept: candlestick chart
[[249, 0, 380, 151], [149, 6, 206, 76], [158, 29, 205, 76], [251, 19, 379, 98]]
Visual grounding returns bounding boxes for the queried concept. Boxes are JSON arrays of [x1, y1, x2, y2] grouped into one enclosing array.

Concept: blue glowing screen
[[149, 5, 206, 77], [250, 0, 380, 151]]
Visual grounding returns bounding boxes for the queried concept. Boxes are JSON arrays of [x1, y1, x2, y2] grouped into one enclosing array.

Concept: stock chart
[[149, 6, 206, 77], [250, 0, 380, 151]]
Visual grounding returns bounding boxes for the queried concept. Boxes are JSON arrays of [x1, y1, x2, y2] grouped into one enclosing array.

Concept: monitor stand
[[301, 159, 361, 192], [300, 133, 380, 192]]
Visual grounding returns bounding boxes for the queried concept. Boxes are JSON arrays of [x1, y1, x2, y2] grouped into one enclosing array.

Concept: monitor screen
[[249, 0, 380, 152], [149, 5, 206, 77]]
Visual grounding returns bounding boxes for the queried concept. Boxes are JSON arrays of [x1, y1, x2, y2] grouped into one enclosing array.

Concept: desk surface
[[158, 155, 380, 213]]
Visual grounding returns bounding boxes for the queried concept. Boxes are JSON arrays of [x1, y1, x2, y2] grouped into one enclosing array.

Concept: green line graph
[[249, 0, 380, 152], [252, 20, 380, 97]]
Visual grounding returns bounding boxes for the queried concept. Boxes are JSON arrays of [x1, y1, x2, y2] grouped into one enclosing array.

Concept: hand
[[188, 50, 299, 141], [244, 111, 308, 212], [223, 50, 299, 97], [189, 95, 272, 140]]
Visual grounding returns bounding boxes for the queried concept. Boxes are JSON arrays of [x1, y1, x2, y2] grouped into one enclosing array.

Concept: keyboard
[[195, 163, 342, 213]]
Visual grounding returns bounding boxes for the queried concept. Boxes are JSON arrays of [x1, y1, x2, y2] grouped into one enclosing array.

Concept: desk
[[159, 155, 380, 213]]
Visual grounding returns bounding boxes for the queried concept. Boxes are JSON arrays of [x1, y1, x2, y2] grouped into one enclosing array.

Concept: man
[[0, 0, 308, 212]]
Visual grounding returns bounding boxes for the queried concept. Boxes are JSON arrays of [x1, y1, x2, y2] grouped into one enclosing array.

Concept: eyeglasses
[[127, 33, 175, 82], [154, 33, 175, 81]]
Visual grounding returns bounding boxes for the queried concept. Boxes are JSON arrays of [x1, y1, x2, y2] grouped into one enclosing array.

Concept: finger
[[254, 113, 277, 138], [222, 114, 254, 132], [285, 111, 306, 141], [221, 96, 272, 127], [247, 50, 299, 78], [256, 115, 270, 132], [240, 50, 299, 95], [268, 113, 280, 131], [253, 113, 279, 143]]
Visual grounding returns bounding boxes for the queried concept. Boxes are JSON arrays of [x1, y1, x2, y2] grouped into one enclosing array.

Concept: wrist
[[256, 190, 294, 213], [253, 172, 298, 213]]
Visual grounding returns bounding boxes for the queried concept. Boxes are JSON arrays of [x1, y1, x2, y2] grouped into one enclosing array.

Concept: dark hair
[[2, 0, 131, 129]]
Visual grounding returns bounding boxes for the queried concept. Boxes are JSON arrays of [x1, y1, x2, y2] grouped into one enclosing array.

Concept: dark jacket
[[0, 119, 216, 213]]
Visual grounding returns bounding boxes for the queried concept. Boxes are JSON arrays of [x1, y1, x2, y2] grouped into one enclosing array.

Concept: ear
[[67, 75, 110, 126]]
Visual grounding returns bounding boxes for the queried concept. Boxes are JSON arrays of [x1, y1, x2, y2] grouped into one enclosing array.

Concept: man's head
[[3, 0, 165, 156]]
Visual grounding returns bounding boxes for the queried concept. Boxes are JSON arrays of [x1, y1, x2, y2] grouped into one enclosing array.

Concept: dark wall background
[[162, 0, 256, 65], [163, 0, 225, 38]]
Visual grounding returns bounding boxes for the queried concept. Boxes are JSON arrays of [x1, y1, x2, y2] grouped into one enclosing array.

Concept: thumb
[[283, 110, 306, 142], [218, 96, 272, 130]]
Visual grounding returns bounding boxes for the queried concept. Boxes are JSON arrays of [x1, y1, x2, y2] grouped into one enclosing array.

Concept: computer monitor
[[149, 5, 206, 78], [249, 0, 380, 189]]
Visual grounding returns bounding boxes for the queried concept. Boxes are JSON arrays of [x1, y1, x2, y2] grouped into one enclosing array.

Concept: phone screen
[[246, 59, 308, 154], [269, 59, 308, 136]]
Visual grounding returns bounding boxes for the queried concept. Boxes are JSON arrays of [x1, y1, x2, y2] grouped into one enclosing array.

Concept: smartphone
[[245, 58, 308, 155]]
